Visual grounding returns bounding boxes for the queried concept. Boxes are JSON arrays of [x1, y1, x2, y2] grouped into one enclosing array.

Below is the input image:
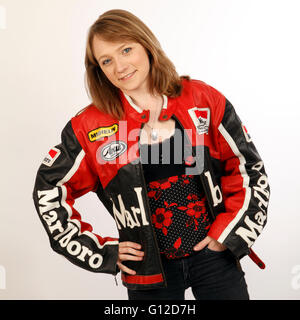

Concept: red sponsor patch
[[49, 149, 58, 158], [42, 147, 61, 167], [194, 109, 209, 120], [188, 107, 210, 135]]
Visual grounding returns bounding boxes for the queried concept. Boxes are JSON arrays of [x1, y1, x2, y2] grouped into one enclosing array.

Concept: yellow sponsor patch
[[88, 124, 118, 142]]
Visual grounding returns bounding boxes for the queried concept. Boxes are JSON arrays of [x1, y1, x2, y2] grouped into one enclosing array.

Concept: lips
[[119, 70, 136, 80]]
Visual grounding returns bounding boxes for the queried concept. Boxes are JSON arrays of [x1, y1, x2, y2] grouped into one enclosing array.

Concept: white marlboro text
[[235, 161, 270, 247], [37, 187, 103, 269], [111, 187, 150, 230]]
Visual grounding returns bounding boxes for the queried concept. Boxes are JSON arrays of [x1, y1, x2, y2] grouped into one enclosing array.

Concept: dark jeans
[[127, 247, 249, 300]]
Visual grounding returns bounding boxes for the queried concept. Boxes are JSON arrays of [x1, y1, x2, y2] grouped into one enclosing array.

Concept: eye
[[123, 47, 132, 54], [102, 59, 111, 66]]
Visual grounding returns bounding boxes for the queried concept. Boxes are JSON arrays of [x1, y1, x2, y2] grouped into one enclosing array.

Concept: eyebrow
[[96, 43, 127, 62]]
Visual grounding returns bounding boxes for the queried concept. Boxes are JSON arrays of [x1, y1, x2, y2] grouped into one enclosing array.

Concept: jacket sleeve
[[207, 98, 270, 259], [32, 120, 119, 275]]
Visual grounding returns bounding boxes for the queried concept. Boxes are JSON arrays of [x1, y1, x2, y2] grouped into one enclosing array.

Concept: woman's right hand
[[117, 241, 144, 275]]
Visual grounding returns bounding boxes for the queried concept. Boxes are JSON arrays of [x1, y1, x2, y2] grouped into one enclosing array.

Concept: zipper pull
[[114, 275, 118, 286]]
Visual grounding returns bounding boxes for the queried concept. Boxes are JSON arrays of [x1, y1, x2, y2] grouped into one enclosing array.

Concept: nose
[[114, 57, 128, 75]]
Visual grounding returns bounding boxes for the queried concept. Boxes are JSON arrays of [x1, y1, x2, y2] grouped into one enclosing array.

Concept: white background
[[0, 0, 299, 300]]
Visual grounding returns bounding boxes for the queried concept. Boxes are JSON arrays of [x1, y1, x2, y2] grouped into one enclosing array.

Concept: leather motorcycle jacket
[[32, 78, 270, 290]]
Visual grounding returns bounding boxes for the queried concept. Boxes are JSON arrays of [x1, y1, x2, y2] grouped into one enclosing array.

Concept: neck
[[122, 88, 162, 112]]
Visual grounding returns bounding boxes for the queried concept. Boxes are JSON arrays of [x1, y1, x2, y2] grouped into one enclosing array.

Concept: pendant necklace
[[145, 98, 163, 141]]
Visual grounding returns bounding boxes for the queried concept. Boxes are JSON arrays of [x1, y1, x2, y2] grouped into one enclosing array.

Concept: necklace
[[144, 97, 163, 141]]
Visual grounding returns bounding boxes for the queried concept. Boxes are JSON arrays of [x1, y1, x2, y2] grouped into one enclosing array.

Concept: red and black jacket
[[32, 78, 270, 290]]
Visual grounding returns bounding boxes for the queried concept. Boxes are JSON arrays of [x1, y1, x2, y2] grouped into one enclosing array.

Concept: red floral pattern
[[148, 176, 179, 201], [177, 193, 210, 231], [151, 208, 173, 235], [161, 237, 189, 259], [181, 174, 193, 186], [147, 174, 211, 259]]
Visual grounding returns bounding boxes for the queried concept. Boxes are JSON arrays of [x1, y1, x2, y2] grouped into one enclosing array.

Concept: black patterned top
[[139, 119, 211, 259]]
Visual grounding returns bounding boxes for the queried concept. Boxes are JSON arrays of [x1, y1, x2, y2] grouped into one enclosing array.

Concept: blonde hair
[[83, 9, 190, 120]]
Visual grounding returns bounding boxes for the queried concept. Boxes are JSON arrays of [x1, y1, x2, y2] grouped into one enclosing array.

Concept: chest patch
[[88, 124, 118, 142], [188, 107, 210, 135], [42, 147, 61, 167], [100, 140, 127, 161]]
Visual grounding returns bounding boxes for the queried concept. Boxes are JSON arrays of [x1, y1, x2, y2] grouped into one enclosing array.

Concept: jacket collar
[[119, 89, 179, 123]]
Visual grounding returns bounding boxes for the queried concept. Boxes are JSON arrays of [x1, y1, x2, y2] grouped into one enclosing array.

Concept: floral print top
[[139, 120, 211, 259]]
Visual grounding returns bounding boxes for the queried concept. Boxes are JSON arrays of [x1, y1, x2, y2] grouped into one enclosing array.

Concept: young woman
[[33, 9, 270, 300]]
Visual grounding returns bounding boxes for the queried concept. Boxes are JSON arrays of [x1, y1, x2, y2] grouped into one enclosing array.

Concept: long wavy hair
[[83, 9, 190, 120]]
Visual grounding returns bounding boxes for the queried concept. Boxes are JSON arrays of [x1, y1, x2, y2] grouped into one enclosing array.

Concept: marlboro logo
[[42, 147, 61, 167], [188, 107, 210, 135]]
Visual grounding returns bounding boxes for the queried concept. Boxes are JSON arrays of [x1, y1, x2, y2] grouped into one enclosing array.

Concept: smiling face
[[92, 37, 151, 96]]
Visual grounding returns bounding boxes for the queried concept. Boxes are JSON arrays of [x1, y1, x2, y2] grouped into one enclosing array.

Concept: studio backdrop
[[0, 0, 299, 300]]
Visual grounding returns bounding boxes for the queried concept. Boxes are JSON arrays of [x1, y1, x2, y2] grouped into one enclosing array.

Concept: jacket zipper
[[137, 122, 168, 288], [171, 114, 195, 159], [111, 252, 120, 286], [199, 174, 216, 221]]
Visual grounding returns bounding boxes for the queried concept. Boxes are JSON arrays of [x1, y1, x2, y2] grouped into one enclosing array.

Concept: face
[[92, 37, 151, 96]]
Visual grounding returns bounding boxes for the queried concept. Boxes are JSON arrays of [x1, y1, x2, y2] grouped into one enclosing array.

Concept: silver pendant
[[151, 129, 158, 140]]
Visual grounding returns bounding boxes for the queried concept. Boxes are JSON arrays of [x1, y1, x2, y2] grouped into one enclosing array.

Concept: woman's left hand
[[193, 236, 227, 252]]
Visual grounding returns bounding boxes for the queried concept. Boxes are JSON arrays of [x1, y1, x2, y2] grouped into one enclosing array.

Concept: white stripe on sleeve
[[217, 123, 252, 243]]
